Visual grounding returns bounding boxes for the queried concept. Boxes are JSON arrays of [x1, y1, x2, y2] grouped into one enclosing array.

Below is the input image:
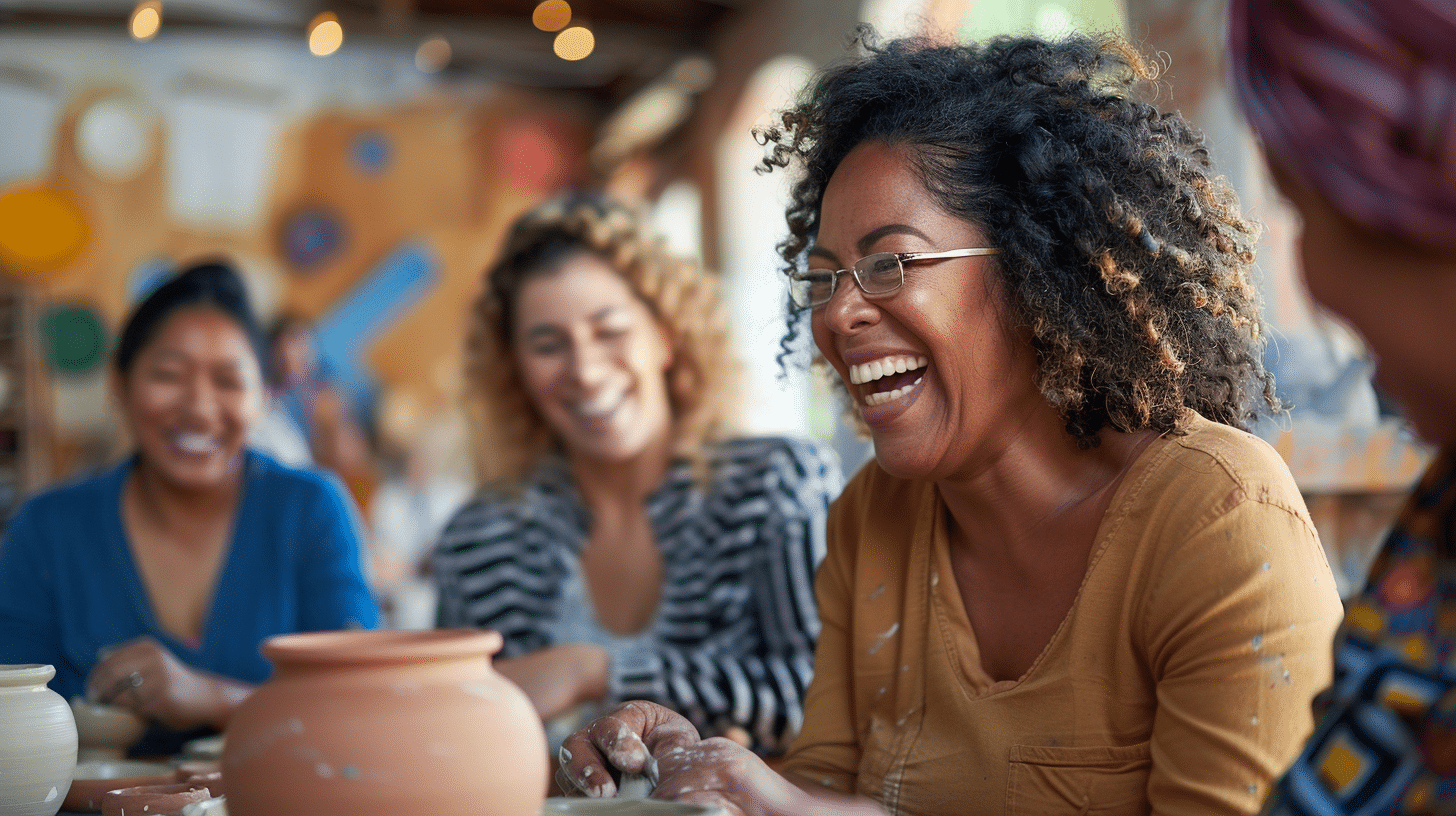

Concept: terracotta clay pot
[[0, 664, 78, 816], [64, 760, 175, 813], [174, 760, 224, 796], [222, 629, 547, 816], [100, 783, 211, 816]]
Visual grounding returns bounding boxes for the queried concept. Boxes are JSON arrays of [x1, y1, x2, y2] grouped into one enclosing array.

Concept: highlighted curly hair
[[761, 31, 1278, 444], [465, 193, 739, 487]]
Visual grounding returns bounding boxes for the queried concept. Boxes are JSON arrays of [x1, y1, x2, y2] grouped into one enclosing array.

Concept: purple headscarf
[[1229, 0, 1456, 252]]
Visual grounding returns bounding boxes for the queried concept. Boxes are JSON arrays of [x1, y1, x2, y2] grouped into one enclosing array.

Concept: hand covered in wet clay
[[557, 701, 886, 816], [88, 637, 251, 731]]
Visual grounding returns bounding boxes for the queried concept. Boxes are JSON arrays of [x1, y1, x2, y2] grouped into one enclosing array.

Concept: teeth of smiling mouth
[[849, 355, 929, 386], [174, 433, 219, 453], [863, 377, 924, 406], [574, 391, 626, 417]]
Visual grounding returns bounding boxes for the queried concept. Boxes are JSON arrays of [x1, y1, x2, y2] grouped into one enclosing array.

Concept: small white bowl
[[70, 698, 147, 759]]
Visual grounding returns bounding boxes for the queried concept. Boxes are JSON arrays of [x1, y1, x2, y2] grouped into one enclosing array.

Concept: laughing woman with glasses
[[557, 31, 1346, 816]]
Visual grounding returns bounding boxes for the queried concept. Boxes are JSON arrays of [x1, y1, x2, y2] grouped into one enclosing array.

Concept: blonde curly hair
[[465, 193, 740, 488]]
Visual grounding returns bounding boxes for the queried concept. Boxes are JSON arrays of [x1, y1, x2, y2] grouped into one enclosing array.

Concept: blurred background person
[[0, 260, 379, 757], [366, 406, 471, 629], [246, 316, 313, 469], [432, 193, 842, 758], [1229, 1, 1456, 813], [266, 312, 378, 514]]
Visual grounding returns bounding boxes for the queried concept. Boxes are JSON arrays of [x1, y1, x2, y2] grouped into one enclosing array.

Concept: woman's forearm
[[208, 675, 255, 730]]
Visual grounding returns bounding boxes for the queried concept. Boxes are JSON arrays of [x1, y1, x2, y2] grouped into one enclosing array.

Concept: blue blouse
[[0, 451, 379, 707]]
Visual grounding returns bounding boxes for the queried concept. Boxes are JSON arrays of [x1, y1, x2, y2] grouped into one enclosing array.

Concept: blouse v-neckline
[[110, 455, 251, 656], [927, 430, 1173, 696]]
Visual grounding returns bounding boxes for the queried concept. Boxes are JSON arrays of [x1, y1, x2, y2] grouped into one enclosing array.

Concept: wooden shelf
[[0, 279, 51, 527]]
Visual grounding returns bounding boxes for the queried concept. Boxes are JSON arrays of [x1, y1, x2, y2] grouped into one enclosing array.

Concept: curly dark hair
[[759, 30, 1278, 443], [465, 193, 739, 487]]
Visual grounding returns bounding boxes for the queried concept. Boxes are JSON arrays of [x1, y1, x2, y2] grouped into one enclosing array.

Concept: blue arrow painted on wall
[[312, 240, 438, 422]]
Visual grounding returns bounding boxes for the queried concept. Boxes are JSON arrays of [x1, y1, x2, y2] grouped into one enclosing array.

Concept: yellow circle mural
[[0, 185, 91, 279]]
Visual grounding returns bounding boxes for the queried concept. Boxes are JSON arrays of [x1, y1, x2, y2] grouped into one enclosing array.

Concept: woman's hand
[[557, 701, 886, 816], [87, 637, 250, 731], [557, 701, 702, 798], [493, 644, 610, 721]]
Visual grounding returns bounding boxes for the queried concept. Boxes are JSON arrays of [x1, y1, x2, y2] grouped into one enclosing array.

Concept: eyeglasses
[[789, 247, 1002, 309]]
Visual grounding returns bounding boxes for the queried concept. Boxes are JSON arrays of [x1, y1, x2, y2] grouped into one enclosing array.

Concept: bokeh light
[[500, 118, 568, 192], [414, 36, 451, 73], [129, 1, 161, 41], [532, 0, 572, 32], [127, 255, 173, 304], [553, 26, 594, 61], [308, 12, 344, 57]]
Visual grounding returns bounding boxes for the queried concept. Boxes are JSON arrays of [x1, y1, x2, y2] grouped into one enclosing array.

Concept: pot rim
[[261, 628, 504, 665], [0, 663, 56, 686]]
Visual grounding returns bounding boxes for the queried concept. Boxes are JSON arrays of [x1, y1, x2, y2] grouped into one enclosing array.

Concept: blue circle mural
[[281, 205, 347, 274], [351, 131, 393, 175]]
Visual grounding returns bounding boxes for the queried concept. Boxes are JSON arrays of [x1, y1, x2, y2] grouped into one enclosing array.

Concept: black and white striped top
[[433, 436, 841, 751]]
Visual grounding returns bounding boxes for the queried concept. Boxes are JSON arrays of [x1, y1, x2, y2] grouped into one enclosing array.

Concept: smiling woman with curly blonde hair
[[464, 195, 740, 487], [434, 192, 842, 761]]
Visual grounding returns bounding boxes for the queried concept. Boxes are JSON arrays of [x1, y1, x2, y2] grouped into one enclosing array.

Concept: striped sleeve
[[432, 487, 573, 658], [610, 437, 842, 752]]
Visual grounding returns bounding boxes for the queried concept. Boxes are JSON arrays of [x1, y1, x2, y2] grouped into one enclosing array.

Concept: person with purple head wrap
[[1232, 0, 1456, 253], [1231, 0, 1456, 813]]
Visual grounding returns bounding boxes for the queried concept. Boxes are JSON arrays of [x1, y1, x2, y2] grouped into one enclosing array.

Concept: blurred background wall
[[0, 0, 1427, 601]]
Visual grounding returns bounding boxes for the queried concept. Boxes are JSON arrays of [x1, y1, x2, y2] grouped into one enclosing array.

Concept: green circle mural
[[40, 303, 108, 374]]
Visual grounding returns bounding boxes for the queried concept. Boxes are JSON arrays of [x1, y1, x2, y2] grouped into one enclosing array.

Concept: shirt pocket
[[1006, 742, 1152, 816]]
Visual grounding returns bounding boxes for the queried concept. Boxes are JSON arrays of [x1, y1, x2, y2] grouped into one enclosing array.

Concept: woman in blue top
[[0, 260, 379, 756]]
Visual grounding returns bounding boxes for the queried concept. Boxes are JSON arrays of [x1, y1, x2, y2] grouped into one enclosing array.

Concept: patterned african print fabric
[[1263, 450, 1456, 816]]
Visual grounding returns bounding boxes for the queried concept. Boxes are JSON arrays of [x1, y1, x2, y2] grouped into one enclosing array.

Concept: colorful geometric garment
[[1263, 451, 1456, 816]]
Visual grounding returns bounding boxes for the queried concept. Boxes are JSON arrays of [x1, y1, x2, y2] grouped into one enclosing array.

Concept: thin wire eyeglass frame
[[789, 247, 1003, 309]]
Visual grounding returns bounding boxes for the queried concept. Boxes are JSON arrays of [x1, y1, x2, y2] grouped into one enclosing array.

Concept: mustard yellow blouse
[[783, 414, 1345, 816]]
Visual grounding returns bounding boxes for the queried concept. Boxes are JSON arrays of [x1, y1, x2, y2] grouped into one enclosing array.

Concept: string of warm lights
[[128, 0, 161, 41], [533, 0, 594, 61], [123, 0, 594, 66], [307, 11, 344, 56]]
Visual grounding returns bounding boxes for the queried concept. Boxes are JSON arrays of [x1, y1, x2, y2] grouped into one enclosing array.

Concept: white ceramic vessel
[[71, 698, 147, 760], [0, 664, 78, 816]]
